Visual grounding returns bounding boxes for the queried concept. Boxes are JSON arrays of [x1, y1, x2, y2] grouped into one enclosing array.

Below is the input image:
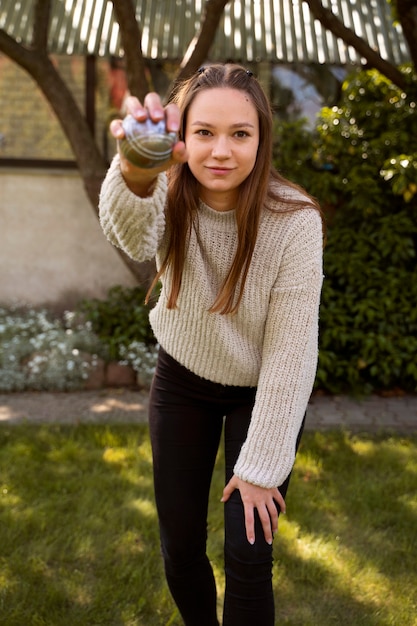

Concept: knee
[[225, 536, 273, 576], [160, 531, 208, 577], [224, 496, 273, 583]]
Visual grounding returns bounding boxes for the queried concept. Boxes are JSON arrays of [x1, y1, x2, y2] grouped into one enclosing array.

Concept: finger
[[171, 141, 188, 164], [110, 119, 124, 139], [164, 102, 181, 134], [143, 92, 165, 121], [244, 505, 255, 545], [258, 504, 274, 545], [267, 500, 279, 534], [125, 96, 147, 120], [220, 489, 230, 503], [221, 476, 237, 503], [273, 488, 286, 515]]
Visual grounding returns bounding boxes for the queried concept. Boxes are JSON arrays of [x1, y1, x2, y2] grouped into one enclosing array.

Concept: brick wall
[[0, 54, 115, 161]]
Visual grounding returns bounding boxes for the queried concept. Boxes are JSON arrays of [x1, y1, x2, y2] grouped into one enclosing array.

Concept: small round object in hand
[[119, 115, 177, 168]]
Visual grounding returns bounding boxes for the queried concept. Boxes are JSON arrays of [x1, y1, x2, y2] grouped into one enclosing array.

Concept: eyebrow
[[190, 121, 256, 128]]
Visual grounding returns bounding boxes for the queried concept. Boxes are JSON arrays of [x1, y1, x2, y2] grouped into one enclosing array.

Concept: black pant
[[149, 347, 303, 626]]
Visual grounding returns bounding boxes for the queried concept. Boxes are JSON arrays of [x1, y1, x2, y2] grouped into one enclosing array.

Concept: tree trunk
[[0, 8, 107, 209], [395, 0, 417, 69], [17, 54, 107, 208], [0, 21, 151, 286]]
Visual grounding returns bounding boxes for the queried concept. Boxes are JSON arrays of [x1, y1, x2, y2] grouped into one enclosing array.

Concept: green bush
[[0, 296, 158, 392], [0, 308, 104, 391], [273, 65, 417, 394], [79, 285, 156, 361]]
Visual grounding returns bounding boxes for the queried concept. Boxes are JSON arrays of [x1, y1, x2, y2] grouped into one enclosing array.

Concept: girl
[[99, 63, 323, 626]]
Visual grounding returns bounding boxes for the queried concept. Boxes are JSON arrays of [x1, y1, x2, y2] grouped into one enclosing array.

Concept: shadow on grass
[[0, 423, 181, 626], [1, 426, 416, 626], [272, 430, 417, 625]]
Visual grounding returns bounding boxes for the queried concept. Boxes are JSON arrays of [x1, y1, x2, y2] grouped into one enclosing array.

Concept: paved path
[[307, 393, 417, 433], [0, 389, 416, 433]]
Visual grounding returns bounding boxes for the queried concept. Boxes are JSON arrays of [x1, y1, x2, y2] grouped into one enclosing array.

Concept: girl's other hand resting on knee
[[221, 475, 286, 545]]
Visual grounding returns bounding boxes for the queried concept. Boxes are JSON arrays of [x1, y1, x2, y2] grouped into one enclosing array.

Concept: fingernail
[[249, 538, 255, 545], [133, 108, 147, 119], [152, 110, 164, 121], [267, 539, 273, 545]]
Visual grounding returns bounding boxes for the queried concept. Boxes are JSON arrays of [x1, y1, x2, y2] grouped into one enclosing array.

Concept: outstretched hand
[[221, 475, 286, 545], [110, 93, 188, 195]]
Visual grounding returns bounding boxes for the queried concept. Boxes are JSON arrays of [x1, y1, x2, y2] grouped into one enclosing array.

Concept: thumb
[[221, 476, 237, 503], [172, 141, 188, 163]]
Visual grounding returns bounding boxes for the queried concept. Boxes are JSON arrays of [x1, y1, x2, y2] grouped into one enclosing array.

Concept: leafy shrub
[[0, 301, 159, 392], [118, 341, 158, 389], [0, 308, 104, 391], [272, 117, 317, 190], [79, 285, 156, 361], [274, 65, 417, 394]]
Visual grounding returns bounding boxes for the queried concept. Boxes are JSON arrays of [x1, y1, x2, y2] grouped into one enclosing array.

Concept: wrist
[[123, 175, 158, 197]]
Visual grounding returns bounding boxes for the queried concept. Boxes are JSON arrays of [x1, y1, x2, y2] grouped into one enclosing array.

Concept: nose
[[212, 136, 231, 159]]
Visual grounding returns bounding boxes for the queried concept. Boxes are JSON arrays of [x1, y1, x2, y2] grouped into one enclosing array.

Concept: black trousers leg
[[149, 347, 305, 626], [222, 410, 305, 626], [149, 349, 224, 626]]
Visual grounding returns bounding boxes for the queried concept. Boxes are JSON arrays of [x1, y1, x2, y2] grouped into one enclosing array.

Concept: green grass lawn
[[1, 423, 416, 625]]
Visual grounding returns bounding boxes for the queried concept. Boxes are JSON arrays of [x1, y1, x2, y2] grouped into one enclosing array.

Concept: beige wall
[[0, 168, 137, 310]]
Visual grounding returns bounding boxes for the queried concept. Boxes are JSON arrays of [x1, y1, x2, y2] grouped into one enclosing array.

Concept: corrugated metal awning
[[0, 0, 409, 65]]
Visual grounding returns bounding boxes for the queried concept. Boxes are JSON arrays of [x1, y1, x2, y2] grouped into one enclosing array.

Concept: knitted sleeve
[[98, 154, 168, 262], [233, 209, 323, 489]]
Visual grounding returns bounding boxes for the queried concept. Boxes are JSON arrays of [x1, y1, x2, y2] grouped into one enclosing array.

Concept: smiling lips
[[207, 166, 234, 175]]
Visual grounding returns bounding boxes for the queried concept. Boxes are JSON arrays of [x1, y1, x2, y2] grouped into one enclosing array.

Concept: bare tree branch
[[111, 0, 150, 100], [0, 29, 34, 66], [395, 0, 417, 68], [32, 0, 51, 52], [303, 0, 406, 90], [167, 0, 232, 98], [0, 31, 104, 192], [1, 32, 150, 281]]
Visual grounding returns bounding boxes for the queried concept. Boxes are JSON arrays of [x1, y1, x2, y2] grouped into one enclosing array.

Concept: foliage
[[1, 424, 416, 625], [79, 285, 156, 361], [119, 341, 158, 389], [273, 65, 417, 394], [3, 66, 417, 396], [273, 117, 318, 189], [0, 308, 104, 392], [0, 295, 158, 392]]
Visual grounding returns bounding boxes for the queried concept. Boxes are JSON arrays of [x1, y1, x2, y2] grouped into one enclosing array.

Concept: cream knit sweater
[[99, 155, 323, 488]]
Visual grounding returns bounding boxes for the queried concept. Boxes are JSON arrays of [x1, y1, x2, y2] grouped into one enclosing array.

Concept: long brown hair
[[146, 64, 320, 314]]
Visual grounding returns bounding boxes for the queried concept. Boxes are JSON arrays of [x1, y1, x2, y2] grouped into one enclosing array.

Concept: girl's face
[[184, 87, 259, 211]]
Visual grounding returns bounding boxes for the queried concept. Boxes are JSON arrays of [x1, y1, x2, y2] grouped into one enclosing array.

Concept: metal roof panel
[[0, 0, 410, 65]]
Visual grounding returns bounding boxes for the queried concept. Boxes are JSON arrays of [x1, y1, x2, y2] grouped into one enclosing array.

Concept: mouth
[[206, 166, 233, 175]]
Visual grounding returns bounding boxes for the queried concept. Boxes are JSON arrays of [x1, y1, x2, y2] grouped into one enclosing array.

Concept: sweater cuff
[[98, 154, 168, 260]]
